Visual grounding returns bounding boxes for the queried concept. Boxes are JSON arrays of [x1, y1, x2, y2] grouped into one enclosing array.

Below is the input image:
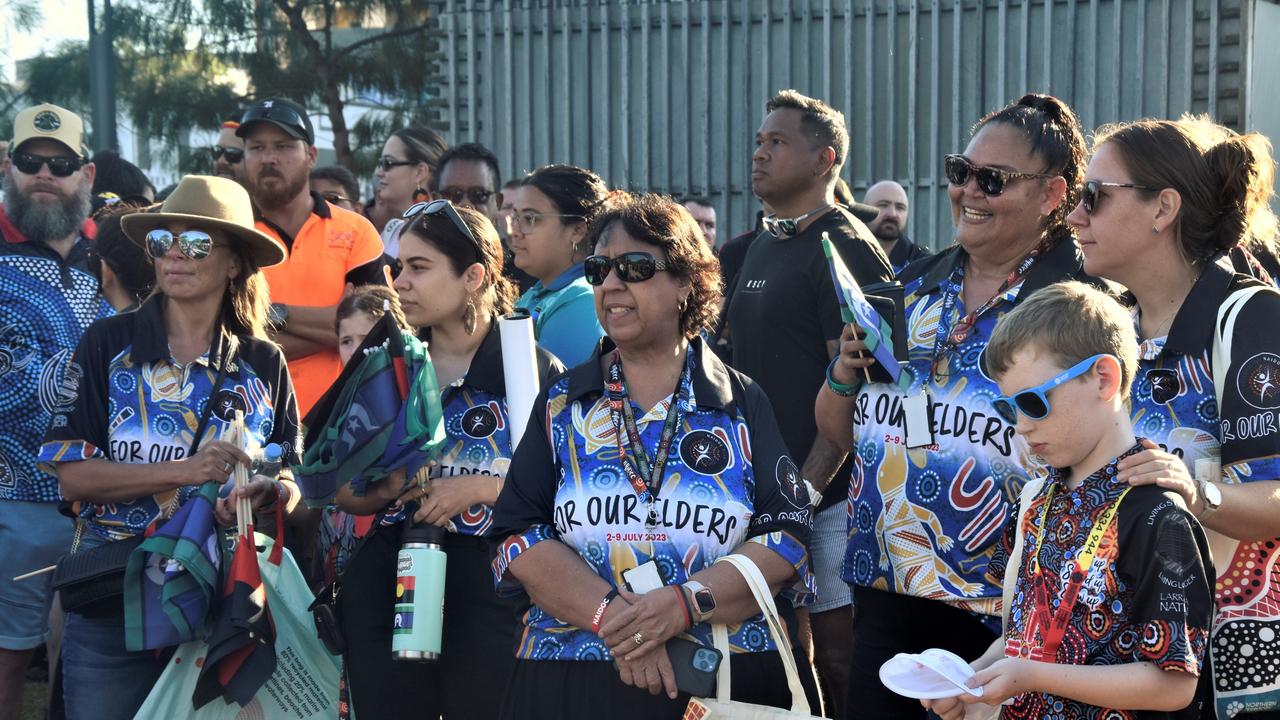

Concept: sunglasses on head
[[146, 229, 217, 261], [991, 354, 1109, 425], [944, 154, 1056, 196], [241, 103, 308, 137], [1078, 180, 1159, 215], [584, 252, 670, 286], [439, 187, 495, 206], [11, 152, 86, 178], [377, 157, 418, 172], [403, 199, 478, 247], [211, 145, 244, 164]]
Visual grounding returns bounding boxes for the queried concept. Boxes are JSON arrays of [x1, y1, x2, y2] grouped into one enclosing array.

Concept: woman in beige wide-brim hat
[[41, 175, 305, 720]]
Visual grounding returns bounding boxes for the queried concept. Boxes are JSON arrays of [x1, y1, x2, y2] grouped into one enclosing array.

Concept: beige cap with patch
[[11, 103, 87, 158]]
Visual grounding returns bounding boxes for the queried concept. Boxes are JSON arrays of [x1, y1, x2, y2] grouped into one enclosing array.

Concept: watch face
[[1203, 481, 1223, 507], [694, 589, 715, 614]]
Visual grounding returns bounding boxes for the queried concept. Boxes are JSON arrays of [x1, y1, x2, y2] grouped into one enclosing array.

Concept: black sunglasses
[[403, 199, 479, 248], [146, 229, 218, 260], [11, 152, 86, 178], [377, 157, 418, 172], [584, 252, 670, 286], [439, 187, 495, 206], [1078, 180, 1159, 215], [944, 154, 1056, 196], [211, 145, 244, 164], [320, 191, 353, 205], [241, 103, 308, 136]]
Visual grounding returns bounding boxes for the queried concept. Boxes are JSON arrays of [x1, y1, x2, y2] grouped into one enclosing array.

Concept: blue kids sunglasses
[[991, 354, 1109, 425]]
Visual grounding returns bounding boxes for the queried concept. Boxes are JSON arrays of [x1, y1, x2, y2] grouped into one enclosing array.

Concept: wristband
[[672, 585, 694, 630], [590, 588, 620, 635], [826, 356, 859, 397]]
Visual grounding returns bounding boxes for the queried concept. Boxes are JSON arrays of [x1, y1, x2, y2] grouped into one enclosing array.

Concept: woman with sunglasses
[[490, 193, 814, 719], [333, 200, 563, 720], [507, 163, 608, 368], [814, 93, 1094, 719], [38, 175, 302, 720], [1065, 117, 1280, 720], [370, 125, 449, 240]]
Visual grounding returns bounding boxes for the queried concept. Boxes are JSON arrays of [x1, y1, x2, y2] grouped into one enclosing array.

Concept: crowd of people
[[0, 81, 1277, 720]]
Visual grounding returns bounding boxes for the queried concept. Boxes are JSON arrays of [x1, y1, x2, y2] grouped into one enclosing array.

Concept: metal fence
[[436, 0, 1257, 249]]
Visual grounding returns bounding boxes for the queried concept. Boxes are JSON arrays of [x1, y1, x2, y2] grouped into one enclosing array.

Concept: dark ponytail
[[974, 93, 1086, 245]]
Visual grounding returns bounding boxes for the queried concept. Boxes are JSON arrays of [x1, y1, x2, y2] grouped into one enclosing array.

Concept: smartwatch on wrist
[[684, 581, 716, 623]]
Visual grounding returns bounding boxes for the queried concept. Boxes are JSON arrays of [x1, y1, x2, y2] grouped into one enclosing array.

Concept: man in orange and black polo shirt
[[238, 97, 385, 416]]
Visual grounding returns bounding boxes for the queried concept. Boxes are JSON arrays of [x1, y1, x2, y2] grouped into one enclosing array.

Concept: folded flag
[[821, 232, 913, 392], [124, 481, 222, 652], [295, 310, 445, 507]]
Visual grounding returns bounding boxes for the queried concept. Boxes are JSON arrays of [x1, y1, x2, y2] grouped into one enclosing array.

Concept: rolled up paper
[[499, 311, 540, 450]]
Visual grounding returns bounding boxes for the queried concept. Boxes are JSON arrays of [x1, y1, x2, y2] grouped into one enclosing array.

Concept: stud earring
[[1152, 226, 1159, 235]]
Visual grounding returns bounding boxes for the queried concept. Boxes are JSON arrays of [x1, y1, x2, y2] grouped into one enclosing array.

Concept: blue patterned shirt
[[491, 337, 814, 661]]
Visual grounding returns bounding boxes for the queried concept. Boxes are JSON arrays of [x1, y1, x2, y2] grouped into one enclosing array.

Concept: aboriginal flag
[[296, 311, 445, 507], [192, 526, 277, 709], [123, 481, 222, 651]]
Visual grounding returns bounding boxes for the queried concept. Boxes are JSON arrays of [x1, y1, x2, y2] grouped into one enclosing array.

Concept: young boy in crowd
[[924, 281, 1213, 720]]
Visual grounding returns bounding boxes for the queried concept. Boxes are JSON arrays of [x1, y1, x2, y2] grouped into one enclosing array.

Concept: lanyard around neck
[[604, 348, 691, 529]]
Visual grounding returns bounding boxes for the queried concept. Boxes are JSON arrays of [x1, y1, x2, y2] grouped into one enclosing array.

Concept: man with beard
[[238, 97, 384, 417], [212, 118, 247, 186], [864, 180, 930, 274], [0, 103, 109, 720]]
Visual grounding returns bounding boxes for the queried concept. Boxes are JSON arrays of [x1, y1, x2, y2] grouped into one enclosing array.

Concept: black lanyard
[[604, 348, 691, 529]]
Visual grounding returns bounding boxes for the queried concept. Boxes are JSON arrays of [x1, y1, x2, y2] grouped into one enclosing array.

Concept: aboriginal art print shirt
[[988, 444, 1213, 720], [1124, 257, 1280, 718], [39, 296, 302, 540], [0, 218, 111, 502], [377, 321, 565, 534], [490, 337, 815, 661], [843, 239, 1092, 625]]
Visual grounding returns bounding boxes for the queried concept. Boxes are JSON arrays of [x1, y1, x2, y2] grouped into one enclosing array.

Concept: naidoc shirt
[[988, 444, 1213, 720], [38, 296, 302, 540], [842, 239, 1091, 625], [490, 337, 815, 661], [376, 321, 565, 534], [0, 215, 111, 502], [1124, 258, 1280, 718]]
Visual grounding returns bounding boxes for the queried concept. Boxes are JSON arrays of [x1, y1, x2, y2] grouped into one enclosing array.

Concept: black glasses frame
[[439, 187, 496, 206], [583, 252, 670, 286], [1078, 180, 1160, 215], [377, 157, 419, 172], [944, 154, 1056, 196], [11, 152, 86, 178], [211, 145, 244, 164]]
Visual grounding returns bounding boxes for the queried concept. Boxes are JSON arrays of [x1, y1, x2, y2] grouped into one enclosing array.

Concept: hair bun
[[1016, 93, 1063, 122]]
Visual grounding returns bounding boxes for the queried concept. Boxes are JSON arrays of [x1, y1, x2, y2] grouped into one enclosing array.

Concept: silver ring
[[223, 461, 231, 473], [632, 632, 644, 647]]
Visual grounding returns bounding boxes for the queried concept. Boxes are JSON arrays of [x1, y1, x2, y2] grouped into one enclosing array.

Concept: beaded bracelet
[[826, 356, 860, 397]]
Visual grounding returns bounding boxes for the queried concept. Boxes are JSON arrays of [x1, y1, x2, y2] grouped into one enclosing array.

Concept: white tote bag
[[681, 554, 822, 720]]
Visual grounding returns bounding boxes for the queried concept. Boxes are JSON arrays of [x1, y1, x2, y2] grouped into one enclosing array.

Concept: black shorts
[[340, 523, 523, 720]]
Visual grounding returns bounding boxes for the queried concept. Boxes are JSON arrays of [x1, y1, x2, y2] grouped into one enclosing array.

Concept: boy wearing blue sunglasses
[[923, 281, 1213, 720]]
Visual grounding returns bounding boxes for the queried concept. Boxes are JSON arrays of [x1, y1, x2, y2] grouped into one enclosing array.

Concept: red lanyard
[[604, 350, 689, 529], [1006, 484, 1131, 662]]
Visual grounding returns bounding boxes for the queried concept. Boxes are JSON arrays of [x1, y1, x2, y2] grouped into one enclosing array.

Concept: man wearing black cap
[[726, 89, 892, 720], [0, 102, 108, 718], [237, 97, 385, 418]]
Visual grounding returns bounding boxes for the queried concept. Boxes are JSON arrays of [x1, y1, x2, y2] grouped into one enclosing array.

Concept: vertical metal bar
[[951, 0, 961, 159], [799, 0, 811, 92], [845, 0, 854, 188], [582, 1, 593, 169], [1185, 0, 1194, 113], [684, 0, 693, 194], [1066, 0, 1078, 100], [446, 0, 458, 142], [1208, 0, 1220, 117], [700, 0, 711, 194], [560, 4, 571, 165], [886, 0, 897, 182], [996, 0, 1007, 101], [907, 0, 918, 211], [1019, 0, 1029, 93], [503, 2, 514, 174], [929, 0, 941, 250], [522, 1, 534, 172], [662, 1, 672, 195], [466, 4, 477, 139], [1162, 0, 1172, 117], [485, 5, 496, 150], [1135, 0, 1146, 116], [540, 2, 552, 164], [1111, 0, 1122, 120], [723, 0, 733, 217], [864, 0, 875, 181], [601, 1, 613, 181], [1042, 0, 1053, 92], [762, 0, 772, 109], [783, 0, 794, 93], [1089, 0, 1099, 124], [640, 1, 651, 191], [620, 3, 631, 186], [823, 0, 834, 101]]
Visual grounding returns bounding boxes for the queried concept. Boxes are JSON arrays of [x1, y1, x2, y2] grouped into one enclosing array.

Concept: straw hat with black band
[[121, 175, 286, 268]]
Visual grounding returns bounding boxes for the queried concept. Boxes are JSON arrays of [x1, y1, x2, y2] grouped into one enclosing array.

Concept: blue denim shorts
[[0, 499, 76, 650]]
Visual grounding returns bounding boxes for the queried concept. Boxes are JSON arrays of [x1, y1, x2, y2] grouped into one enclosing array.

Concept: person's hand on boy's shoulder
[[1116, 438, 1202, 514]]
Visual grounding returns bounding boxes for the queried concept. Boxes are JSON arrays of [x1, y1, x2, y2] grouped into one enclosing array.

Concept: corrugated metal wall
[[436, 0, 1248, 249]]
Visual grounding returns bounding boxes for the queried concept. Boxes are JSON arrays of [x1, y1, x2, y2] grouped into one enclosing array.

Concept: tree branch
[[333, 21, 432, 64]]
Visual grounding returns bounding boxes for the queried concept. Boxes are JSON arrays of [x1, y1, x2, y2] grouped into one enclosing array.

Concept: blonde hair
[[985, 282, 1137, 398]]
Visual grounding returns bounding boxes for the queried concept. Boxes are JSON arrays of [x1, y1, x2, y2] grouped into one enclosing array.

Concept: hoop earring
[[414, 186, 429, 202], [463, 299, 478, 335]]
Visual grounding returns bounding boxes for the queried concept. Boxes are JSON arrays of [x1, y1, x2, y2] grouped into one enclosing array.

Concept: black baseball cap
[[236, 97, 315, 146]]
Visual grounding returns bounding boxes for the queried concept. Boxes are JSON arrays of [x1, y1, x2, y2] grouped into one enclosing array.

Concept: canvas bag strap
[[1001, 477, 1044, 631], [712, 553, 811, 713]]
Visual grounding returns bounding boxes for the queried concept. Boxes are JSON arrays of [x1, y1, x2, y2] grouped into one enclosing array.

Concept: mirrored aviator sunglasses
[[583, 252, 669, 286], [146, 228, 216, 260], [990, 354, 1107, 424]]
